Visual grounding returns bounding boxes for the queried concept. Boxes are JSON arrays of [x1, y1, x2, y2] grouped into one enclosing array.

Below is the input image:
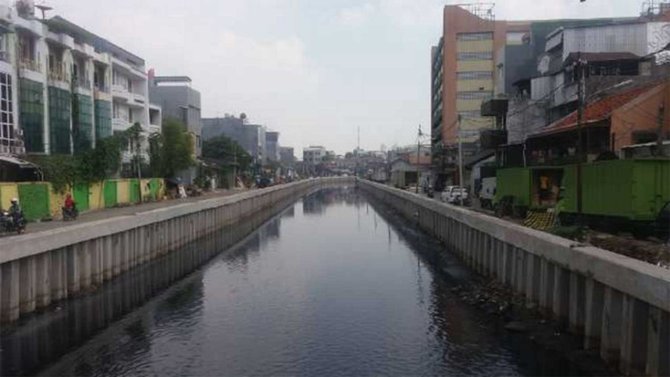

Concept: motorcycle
[[62, 205, 79, 221], [0, 210, 26, 235]]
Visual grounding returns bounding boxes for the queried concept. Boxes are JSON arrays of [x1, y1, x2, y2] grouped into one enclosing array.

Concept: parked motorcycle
[[62, 206, 79, 221], [0, 210, 26, 235]]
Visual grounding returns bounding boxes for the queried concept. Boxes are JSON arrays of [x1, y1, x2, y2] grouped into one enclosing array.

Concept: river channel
[[2, 187, 583, 376]]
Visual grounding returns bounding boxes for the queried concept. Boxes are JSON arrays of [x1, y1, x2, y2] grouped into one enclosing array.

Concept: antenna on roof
[[34, 2, 52, 19]]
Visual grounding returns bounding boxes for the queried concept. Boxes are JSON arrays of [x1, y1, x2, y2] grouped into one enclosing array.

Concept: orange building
[[525, 82, 670, 163], [431, 5, 529, 175]]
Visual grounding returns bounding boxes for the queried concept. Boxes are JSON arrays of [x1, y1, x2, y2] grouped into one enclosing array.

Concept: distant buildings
[[302, 146, 327, 165], [0, 1, 303, 183], [265, 131, 279, 163], [149, 74, 202, 183], [0, 3, 161, 167], [202, 116, 267, 163], [431, 3, 670, 189], [279, 147, 295, 165]]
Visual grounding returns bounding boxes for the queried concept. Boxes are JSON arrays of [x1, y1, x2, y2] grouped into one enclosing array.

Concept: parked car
[[441, 186, 470, 205]]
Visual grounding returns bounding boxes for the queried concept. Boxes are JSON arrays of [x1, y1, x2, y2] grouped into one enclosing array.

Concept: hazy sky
[[50, 0, 641, 154]]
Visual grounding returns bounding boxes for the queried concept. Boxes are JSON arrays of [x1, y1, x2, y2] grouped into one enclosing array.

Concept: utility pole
[[657, 104, 666, 156], [576, 53, 586, 222], [357, 126, 360, 178], [416, 125, 422, 194], [233, 143, 238, 188], [458, 115, 464, 206]]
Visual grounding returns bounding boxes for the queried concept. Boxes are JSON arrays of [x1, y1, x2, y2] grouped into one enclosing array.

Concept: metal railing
[[75, 77, 92, 90], [19, 58, 41, 72], [47, 68, 68, 83]]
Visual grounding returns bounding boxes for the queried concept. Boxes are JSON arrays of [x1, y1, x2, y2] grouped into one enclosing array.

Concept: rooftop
[[46, 16, 145, 67], [530, 85, 654, 137]]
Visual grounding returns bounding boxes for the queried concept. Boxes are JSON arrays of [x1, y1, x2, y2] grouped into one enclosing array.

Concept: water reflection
[[0, 196, 296, 377]]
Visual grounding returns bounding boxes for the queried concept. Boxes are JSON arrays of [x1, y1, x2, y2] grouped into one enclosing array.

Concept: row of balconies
[[112, 84, 146, 106]]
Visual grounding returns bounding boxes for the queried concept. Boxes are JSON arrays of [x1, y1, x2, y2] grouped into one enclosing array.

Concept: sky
[[48, 0, 642, 155]]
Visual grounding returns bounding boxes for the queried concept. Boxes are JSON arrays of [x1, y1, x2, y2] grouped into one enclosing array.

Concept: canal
[[3, 188, 580, 376]]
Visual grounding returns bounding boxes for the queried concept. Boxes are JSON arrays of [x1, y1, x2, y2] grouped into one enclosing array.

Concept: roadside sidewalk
[[22, 189, 247, 235]]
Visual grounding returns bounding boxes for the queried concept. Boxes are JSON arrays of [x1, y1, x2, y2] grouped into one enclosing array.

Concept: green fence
[[17, 183, 50, 221], [103, 181, 118, 208], [73, 182, 90, 212], [129, 179, 140, 204]]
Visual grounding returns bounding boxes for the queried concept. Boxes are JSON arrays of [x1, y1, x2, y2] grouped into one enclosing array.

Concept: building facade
[[149, 74, 202, 183], [0, 3, 159, 162], [431, 4, 517, 175], [202, 116, 266, 163], [302, 146, 326, 165], [265, 131, 279, 163], [279, 146, 294, 166]]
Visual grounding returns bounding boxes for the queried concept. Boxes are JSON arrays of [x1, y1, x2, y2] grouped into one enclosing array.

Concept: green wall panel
[[103, 181, 117, 208], [73, 182, 90, 212], [17, 183, 50, 221], [129, 179, 140, 203]]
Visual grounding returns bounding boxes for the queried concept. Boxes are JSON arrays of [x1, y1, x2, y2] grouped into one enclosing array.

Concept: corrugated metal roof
[[530, 85, 654, 138]]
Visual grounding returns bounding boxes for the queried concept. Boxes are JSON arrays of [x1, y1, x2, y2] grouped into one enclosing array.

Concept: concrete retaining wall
[[0, 177, 351, 324], [360, 180, 669, 376]]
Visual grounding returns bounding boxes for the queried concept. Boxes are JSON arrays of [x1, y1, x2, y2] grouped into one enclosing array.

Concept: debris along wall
[[359, 179, 669, 376]]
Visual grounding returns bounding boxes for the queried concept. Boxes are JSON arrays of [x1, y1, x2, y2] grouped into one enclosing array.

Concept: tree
[[125, 122, 144, 178], [148, 118, 194, 178], [28, 133, 126, 193], [202, 135, 252, 172]]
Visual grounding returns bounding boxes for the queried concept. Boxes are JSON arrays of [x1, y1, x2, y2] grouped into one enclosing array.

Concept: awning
[[0, 155, 39, 169], [464, 149, 495, 169]]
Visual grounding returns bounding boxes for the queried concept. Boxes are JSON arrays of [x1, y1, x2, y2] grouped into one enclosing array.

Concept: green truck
[[495, 159, 670, 238]]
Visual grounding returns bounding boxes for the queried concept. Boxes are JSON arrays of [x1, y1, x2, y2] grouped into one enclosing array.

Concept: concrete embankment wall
[[0, 177, 352, 324], [359, 180, 669, 376]]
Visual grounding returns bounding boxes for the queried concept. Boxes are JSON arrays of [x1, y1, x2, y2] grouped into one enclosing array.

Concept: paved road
[[22, 189, 247, 235]]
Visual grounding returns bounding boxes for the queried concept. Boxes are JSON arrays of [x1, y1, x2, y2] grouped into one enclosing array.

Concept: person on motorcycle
[[64, 193, 75, 210], [63, 193, 78, 220], [9, 198, 21, 218], [8, 198, 23, 226]]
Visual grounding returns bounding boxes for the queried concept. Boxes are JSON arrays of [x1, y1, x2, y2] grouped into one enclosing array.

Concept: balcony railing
[[75, 77, 92, 90], [112, 84, 128, 93], [19, 58, 41, 72], [48, 67, 68, 83], [0, 50, 9, 63], [94, 83, 109, 93], [112, 117, 130, 130]]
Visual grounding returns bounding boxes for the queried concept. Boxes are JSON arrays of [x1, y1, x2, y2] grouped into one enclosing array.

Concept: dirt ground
[[586, 231, 670, 269]]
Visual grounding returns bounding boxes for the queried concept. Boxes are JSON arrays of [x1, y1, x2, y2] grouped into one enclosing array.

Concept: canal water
[[3, 188, 577, 376]]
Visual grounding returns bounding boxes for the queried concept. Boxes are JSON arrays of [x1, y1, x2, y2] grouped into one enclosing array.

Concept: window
[[457, 91, 493, 100], [95, 100, 112, 139], [19, 78, 44, 153], [457, 32, 493, 41], [457, 51, 493, 61], [0, 72, 13, 147], [457, 71, 493, 80], [74, 94, 93, 153], [48, 86, 71, 154]]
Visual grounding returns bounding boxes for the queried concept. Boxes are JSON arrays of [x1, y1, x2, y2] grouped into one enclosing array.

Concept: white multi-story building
[[303, 146, 327, 165], [0, 1, 160, 161]]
